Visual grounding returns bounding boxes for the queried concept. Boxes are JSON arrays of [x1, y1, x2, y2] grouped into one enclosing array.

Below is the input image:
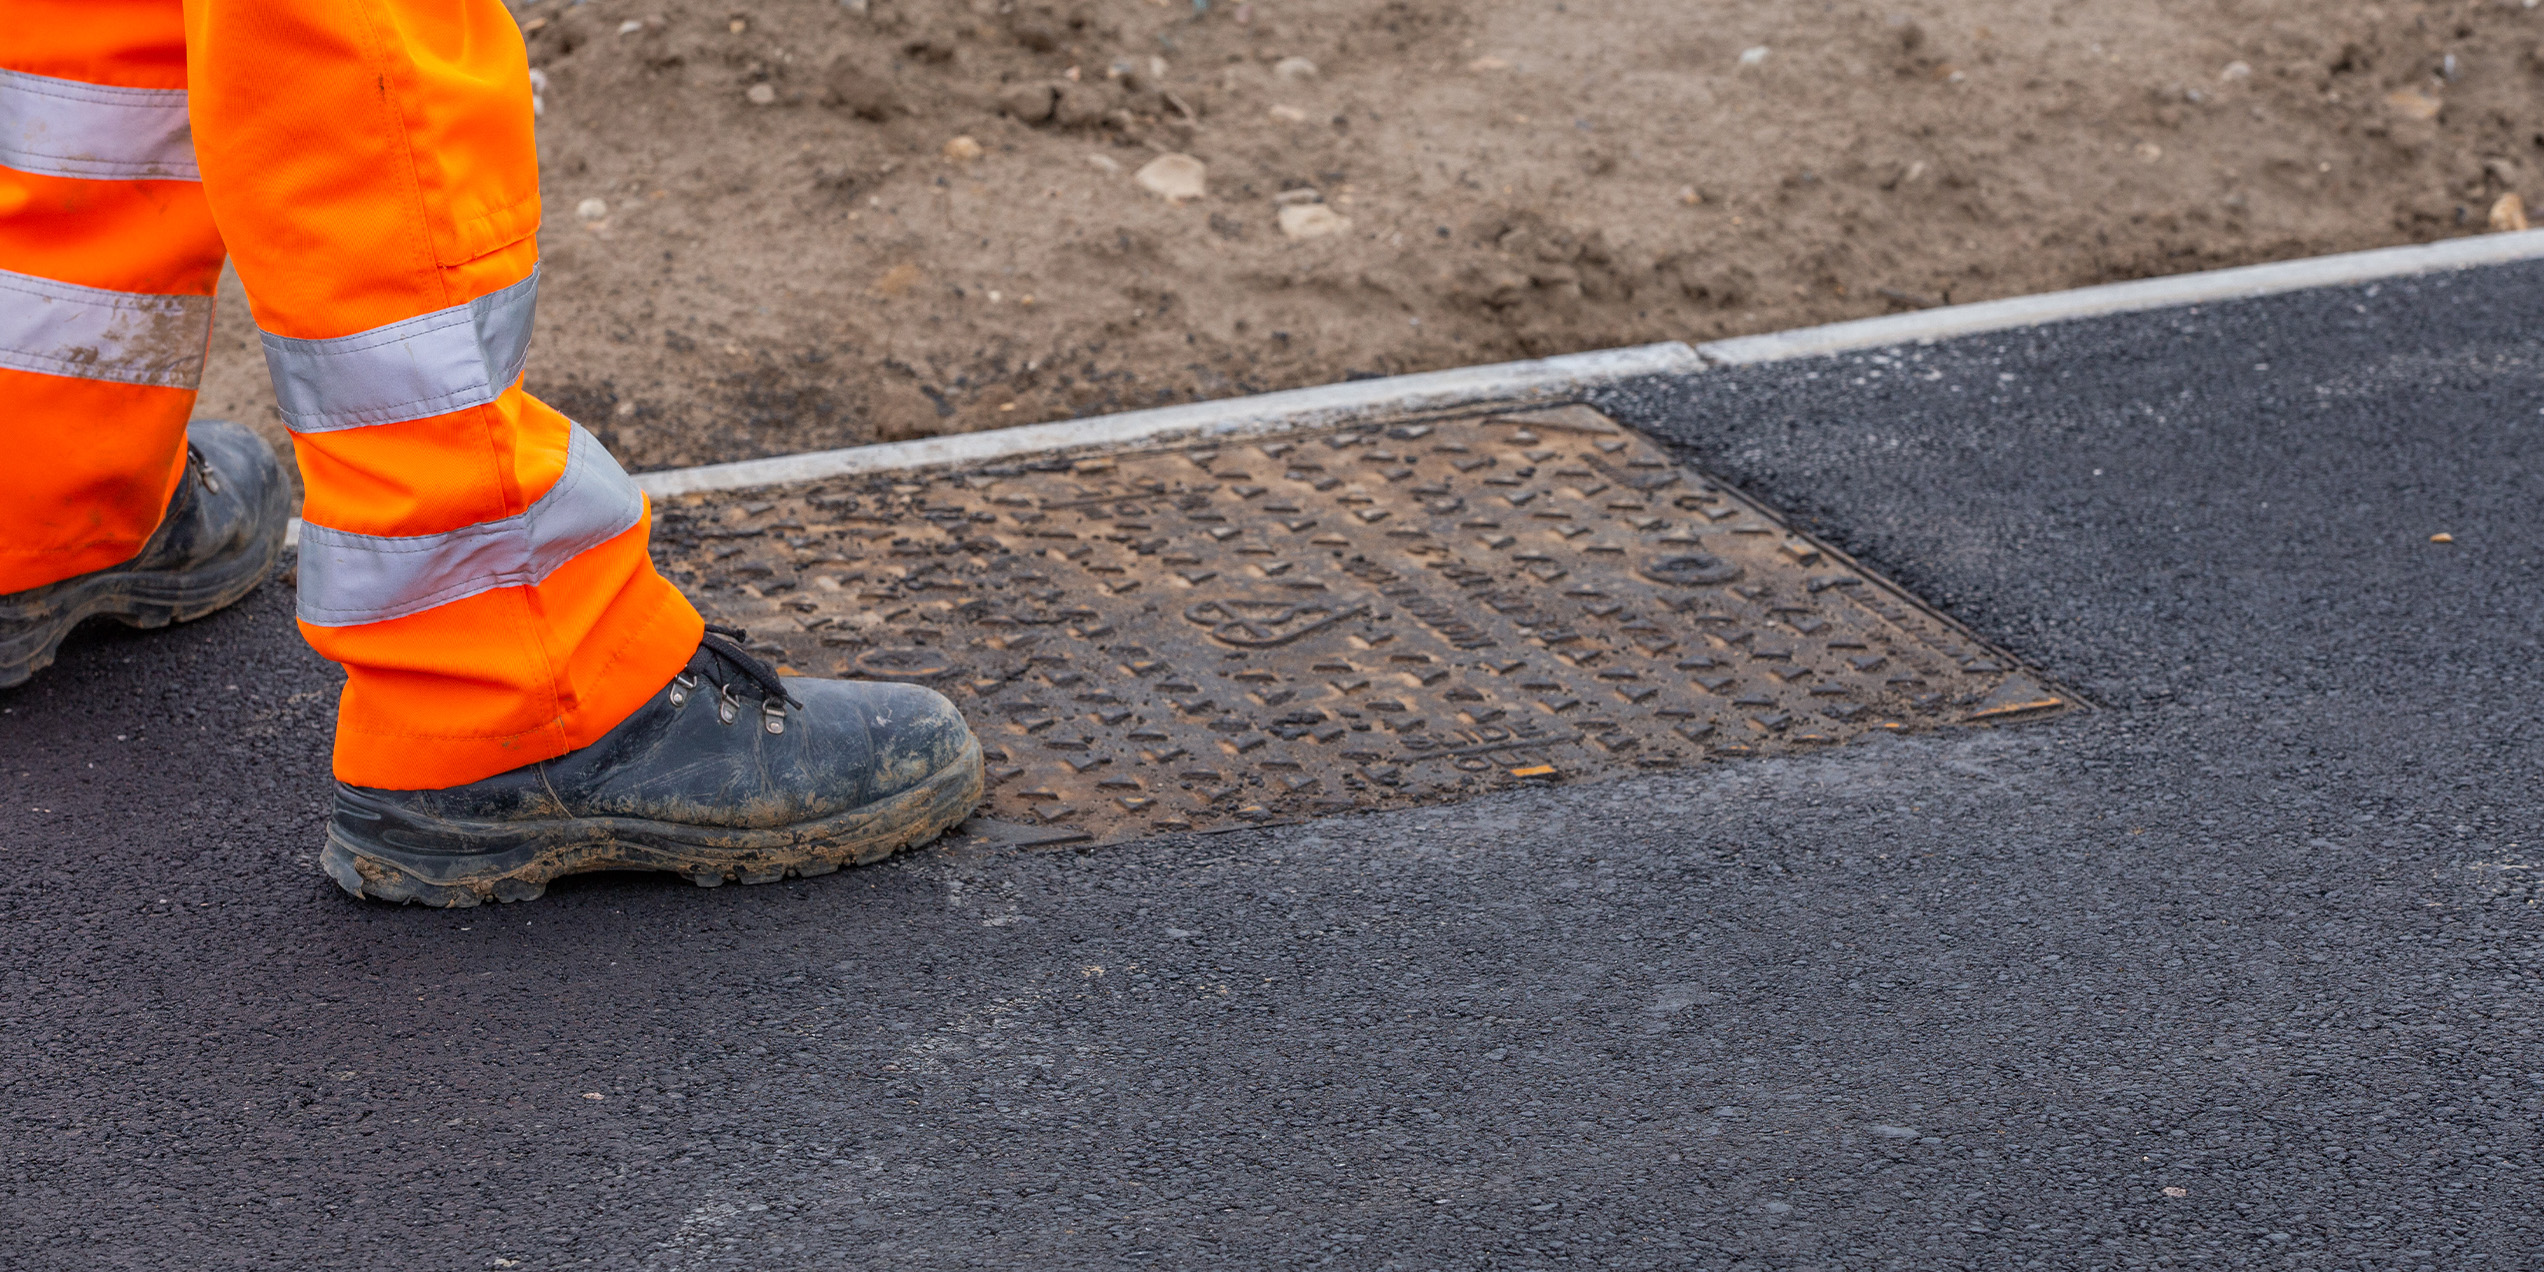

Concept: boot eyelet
[[668, 672, 699, 708], [716, 685, 740, 725], [762, 699, 787, 735]]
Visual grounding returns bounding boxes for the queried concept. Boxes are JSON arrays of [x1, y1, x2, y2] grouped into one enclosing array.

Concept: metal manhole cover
[[653, 405, 2074, 843]]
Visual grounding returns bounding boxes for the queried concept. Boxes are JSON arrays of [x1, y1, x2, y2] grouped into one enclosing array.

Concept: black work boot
[[0, 418, 290, 689], [321, 627, 986, 906]]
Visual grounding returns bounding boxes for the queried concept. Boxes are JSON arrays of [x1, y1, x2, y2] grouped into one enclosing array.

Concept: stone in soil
[[1136, 154, 1208, 203]]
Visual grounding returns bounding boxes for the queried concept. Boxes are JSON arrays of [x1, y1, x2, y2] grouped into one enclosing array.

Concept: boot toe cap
[[796, 678, 978, 800]]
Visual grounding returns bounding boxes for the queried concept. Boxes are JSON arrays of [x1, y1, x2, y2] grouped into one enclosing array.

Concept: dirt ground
[[197, 0, 2544, 471]]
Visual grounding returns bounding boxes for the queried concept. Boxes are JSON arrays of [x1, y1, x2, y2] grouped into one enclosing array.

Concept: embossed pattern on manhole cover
[[651, 405, 2073, 842]]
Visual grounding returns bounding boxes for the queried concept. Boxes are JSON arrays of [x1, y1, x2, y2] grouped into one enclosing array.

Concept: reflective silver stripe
[[0, 266, 210, 389], [0, 67, 197, 181], [261, 268, 539, 433], [295, 424, 645, 627]]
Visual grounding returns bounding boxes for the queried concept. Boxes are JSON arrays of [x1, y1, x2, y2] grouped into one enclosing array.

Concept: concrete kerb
[[628, 341, 1705, 499], [278, 228, 2544, 546]]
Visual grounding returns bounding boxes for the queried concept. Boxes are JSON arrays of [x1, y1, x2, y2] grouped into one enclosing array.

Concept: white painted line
[[1696, 229, 2544, 365], [628, 342, 1703, 498]]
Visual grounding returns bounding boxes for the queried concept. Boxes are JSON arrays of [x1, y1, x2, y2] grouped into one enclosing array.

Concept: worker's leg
[[0, 0, 289, 689], [182, 0, 703, 789], [0, 0, 223, 591], [183, 0, 981, 904]]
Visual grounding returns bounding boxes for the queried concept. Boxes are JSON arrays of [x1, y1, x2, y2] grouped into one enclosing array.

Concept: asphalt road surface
[[6, 263, 2541, 1271]]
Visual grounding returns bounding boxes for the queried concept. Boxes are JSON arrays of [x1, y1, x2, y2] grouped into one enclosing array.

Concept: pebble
[[2385, 88, 2441, 121], [1870, 1124, 1920, 1139], [1273, 56, 1320, 81], [943, 135, 985, 163], [1135, 153, 1208, 202], [999, 83, 1059, 123], [2221, 60, 2253, 81], [821, 56, 903, 120], [1268, 104, 1308, 123], [1086, 152, 1124, 175], [1052, 83, 1109, 128], [1467, 55, 1512, 72], [2489, 193, 2528, 233], [746, 82, 777, 105], [872, 263, 924, 298], [576, 197, 608, 221], [1739, 46, 1770, 67], [1278, 203, 1350, 239]]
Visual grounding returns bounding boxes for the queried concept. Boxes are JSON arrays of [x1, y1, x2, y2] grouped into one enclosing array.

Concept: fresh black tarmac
[[5, 263, 2540, 1270]]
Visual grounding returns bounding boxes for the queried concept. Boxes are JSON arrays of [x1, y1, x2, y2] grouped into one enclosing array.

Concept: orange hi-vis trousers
[[0, 0, 703, 788]]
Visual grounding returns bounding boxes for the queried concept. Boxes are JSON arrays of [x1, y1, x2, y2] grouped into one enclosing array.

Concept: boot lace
[[698, 624, 805, 710], [184, 444, 222, 495], [668, 624, 806, 731]]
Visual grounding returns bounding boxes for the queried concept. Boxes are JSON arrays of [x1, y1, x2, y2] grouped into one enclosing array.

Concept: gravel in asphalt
[[4, 263, 2539, 1270]]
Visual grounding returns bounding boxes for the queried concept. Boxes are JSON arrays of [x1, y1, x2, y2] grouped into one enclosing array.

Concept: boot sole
[[319, 736, 986, 907], [0, 533, 283, 690]]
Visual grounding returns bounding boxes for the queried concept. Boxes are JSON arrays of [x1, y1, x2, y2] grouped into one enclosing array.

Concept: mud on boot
[[0, 419, 290, 689], [321, 626, 986, 906]]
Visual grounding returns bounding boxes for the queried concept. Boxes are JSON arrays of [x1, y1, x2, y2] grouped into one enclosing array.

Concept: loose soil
[[197, 0, 2544, 471]]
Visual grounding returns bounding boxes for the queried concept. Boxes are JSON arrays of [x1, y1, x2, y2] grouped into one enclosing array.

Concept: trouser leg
[[182, 0, 702, 788], [0, 0, 223, 591]]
